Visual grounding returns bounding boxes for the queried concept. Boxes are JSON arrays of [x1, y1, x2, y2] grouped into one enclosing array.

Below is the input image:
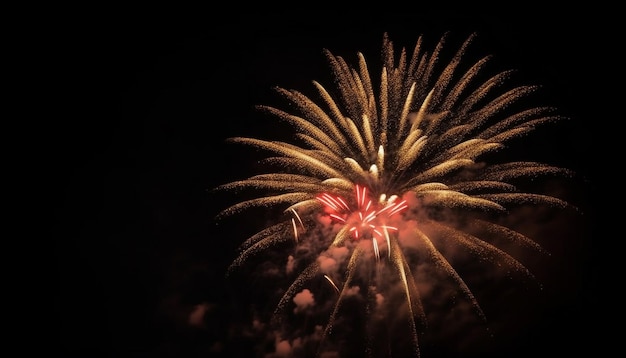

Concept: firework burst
[[213, 32, 575, 357]]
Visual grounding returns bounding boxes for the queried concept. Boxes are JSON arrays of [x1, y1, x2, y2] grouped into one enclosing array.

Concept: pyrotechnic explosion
[[213, 32, 575, 357]]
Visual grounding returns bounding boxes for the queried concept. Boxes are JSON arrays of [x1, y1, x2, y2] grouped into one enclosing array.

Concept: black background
[[54, 9, 598, 358]]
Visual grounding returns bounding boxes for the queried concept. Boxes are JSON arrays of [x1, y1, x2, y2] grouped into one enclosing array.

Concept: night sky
[[55, 10, 596, 358]]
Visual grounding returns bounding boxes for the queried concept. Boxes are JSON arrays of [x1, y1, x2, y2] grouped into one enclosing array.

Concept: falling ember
[[290, 218, 298, 243], [324, 274, 340, 294], [214, 32, 577, 357], [289, 208, 305, 242], [372, 237, 380, 261]]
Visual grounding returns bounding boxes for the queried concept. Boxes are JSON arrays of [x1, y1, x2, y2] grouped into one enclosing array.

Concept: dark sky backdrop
[[55, 10, 596, 358]]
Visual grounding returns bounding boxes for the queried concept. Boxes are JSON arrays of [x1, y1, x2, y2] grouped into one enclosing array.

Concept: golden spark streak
[[324, 274, 340, 294]]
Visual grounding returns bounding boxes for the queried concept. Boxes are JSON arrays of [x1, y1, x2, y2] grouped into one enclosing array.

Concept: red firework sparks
[[316, 185, 408, 244]]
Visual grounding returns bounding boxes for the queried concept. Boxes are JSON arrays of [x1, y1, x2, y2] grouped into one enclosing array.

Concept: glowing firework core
[[316, 185, 408, 258]]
